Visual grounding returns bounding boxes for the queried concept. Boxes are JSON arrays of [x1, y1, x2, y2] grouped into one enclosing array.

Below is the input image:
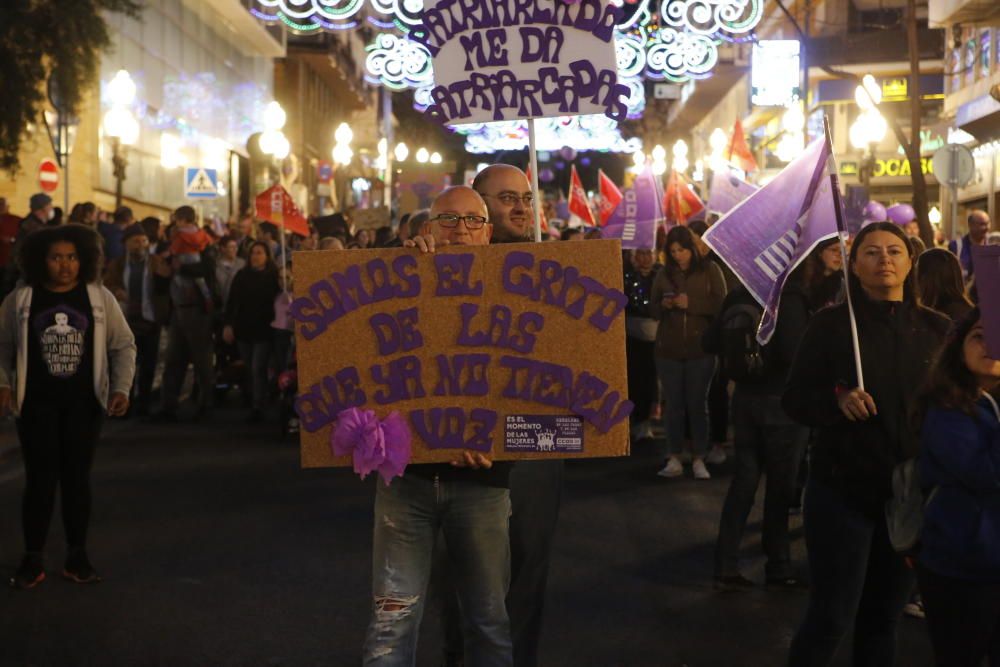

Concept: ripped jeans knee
[[363, 594, 424, 665]]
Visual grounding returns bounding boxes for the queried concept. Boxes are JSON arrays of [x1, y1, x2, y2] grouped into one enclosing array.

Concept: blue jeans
[[787, 479, 914, 667], [655, 356, 717, 459], [237, 340, 271, 410], [715, 389, 807, 579], [363, 474, 512, 667]]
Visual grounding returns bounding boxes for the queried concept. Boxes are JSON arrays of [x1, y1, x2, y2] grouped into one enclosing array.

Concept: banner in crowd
[[255, 184, 309, 236], [290, 242, 633, 468], [602, 167, 660, 249], [419, 0, 627, 125], [703, 137, 839, 344], [707, 171, 758, 216], [598, 169, 623, 225], [973, 245, 1000, 359], [663, 170, 704, 225]]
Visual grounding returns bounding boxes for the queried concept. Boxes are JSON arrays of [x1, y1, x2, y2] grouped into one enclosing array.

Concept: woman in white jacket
[[0, 224, 135, 589]]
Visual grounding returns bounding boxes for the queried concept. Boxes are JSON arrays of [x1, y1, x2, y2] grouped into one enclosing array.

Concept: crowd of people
[[0, 170, 998, 666]]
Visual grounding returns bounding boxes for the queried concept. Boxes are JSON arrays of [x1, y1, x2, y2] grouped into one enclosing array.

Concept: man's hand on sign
[[450, 451, 493, 470], [837, 387, 878, 422], [674, 293, 689, 309], [403, 234, 449, 254]]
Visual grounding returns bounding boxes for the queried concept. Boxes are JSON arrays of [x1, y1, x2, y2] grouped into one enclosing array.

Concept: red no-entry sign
[[38, 159, 59, 193]]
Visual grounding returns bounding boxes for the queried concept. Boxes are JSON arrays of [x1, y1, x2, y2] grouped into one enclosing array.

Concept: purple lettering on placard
[[410, 407, 497, 453], [460, 29, 509, 71], [519, 26, 564, 64], [434, 253, 483, 296], [289, 255, 422, 340], [369, 306, 424, 356], [433, 353, 491, 396], [499, 253, 626, 332], [371, 355, 426, 405], [457, 301, 543, 353], [424, 65, 624, 125], [504, 415, 583, 453], [498, 355, 633, 433], [294, 366, 367, 433]]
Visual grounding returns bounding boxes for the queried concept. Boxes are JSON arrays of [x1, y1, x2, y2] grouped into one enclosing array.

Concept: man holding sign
[[363, 186, 514, 666]]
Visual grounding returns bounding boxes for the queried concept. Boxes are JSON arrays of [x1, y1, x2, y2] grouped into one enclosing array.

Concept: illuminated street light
[[430, 151, 442, 164], [672, 140, 689, 172], [263, 101, 287, 131], [332, 121, 353, 166], [416, 147, 429, 163], [709, 128, 727, 153], [334, 122, 353, 145], [652, 144, 666, 161], [160, 133, 184, 169], [632, 150, 646, 167], [103, 69, 139, 209], [394, 142, 409, 162], [928, 206, 942, 225]]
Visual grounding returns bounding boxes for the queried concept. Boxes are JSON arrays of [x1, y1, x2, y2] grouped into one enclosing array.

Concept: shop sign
[[881, 78, 908, 101], [872, 157, 934, 178]]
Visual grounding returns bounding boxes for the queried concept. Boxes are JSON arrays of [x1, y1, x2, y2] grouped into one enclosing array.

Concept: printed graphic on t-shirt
[[33, 306, 88, 377]]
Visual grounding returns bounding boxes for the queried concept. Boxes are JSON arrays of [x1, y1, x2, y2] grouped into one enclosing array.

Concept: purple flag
[[972, 245, 1000, 359], [707, 171, 759, 216], [702, 138, 840, 344], [602, 168, 662, 250]]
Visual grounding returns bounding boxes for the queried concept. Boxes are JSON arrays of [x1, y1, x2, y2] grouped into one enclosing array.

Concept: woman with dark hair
[[0, 225, 136, 588], [650, 225, 726, 480], [783, 221, 950, 665], [916, 248, 974, 321], [912, 309, 1000, 666], [223, 240, 281, 422]]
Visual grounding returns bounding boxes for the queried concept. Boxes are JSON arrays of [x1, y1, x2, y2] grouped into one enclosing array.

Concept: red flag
[[255, 184, 309, 237], [597, 169, 623, 226], [523, 166, 549, 234], [662, 170, 705, 225], [568, 164, 595, 226], [725, 120, 758, 173]]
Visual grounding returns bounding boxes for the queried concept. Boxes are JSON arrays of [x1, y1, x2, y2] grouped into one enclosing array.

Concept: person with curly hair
[[0, 225, 136, 589]]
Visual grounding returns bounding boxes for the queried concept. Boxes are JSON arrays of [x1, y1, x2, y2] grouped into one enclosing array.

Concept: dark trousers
[[715, 389, 807, 579], [787, 480, 914, 667], [507, 460, 564, 667], [16, 396, 104, 553], [625, 337, 657, 424], [161, 306, 214, 412], [129, 321, 160, 412], [708, 363, 730, 443], [917, 565, 1000, 666], [238, 340, 272, 410], [438, 460, 564, 667]]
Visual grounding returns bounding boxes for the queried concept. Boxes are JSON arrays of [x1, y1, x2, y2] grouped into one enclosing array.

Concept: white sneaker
[[692, 458, 711, 480], [633, 421, 654, 441], [706, 445, 727, 465], [657, 457, 684, 478]]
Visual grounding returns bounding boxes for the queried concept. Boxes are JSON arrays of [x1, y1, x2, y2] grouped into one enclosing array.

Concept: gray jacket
[[0, 284, 137, 415]]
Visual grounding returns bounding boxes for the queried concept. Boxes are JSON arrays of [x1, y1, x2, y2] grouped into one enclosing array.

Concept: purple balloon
[[539, 167, 555, 183], [580, 156, 591, 167], [862, 201, 887, 222], [554, 160, 566, 170], [560, 146, 577, 161], [886, 203, 916, 226]]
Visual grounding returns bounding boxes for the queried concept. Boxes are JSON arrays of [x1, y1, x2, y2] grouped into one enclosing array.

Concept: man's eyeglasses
[[431, 214, 488, 230], [483, 192, 534, 207]]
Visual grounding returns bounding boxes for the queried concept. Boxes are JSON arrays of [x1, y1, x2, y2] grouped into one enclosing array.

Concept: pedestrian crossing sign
[[185, 167, 218, 199]]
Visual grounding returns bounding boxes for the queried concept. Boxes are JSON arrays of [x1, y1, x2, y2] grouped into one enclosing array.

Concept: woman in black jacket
[[224, 241, 281, 422], [783, 222, 949, 666]]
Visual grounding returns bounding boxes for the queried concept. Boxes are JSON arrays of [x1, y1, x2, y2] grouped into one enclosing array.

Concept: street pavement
[[0, 405, 933, 667]]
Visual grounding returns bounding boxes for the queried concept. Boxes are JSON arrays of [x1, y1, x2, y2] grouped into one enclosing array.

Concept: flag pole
[[528, 117, 542, 242], [823, 115, 865, 390]]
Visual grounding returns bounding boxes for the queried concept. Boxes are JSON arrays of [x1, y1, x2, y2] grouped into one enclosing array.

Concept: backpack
[[885, 458, 938, 555], [715, 302, 768, 383]]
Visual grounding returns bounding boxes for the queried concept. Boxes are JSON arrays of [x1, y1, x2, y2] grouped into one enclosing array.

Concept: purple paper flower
[[331, 408, 412, 485]]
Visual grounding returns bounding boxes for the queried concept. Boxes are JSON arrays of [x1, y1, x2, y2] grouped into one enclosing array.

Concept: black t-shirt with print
[[25, 282, 95, 405]]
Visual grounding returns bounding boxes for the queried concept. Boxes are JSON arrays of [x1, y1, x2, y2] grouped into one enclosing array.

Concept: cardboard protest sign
[[972, 245, 1000, 359], [290, 241, 632, 468], [417, 0, 627, 126], [348, 207, 391, 231]]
